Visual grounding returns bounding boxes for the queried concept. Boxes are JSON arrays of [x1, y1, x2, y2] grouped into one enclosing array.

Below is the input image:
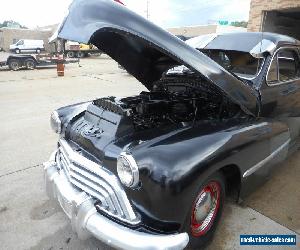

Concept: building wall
[[0, 31, 4, 50], [0, 28, 54, 52], [248, 0, 300, 31], [216, 26, 247, 34]]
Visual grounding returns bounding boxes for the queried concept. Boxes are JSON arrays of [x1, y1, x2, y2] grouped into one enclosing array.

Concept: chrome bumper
[[43, 152, 189, 250]]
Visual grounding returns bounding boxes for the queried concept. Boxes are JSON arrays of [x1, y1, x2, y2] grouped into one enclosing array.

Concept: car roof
[[213, 32, 299, 46], [187, 32, 300, 56]]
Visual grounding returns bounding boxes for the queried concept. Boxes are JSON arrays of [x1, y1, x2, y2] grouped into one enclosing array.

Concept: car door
[[260, 46, 300, 147], [16, 40, 25, 50]]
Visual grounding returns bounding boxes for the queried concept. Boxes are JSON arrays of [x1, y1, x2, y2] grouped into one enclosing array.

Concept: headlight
[[117, 152, 139, 188], [50, 111, 62, 134]]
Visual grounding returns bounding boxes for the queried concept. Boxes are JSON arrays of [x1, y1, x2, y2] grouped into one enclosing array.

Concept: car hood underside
[[54, 0, 259, 116]]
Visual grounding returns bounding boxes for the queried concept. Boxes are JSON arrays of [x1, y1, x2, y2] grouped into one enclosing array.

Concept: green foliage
[[230, 21, 248, 28], [0, 20, 28, 29], [218, 20, 229, 26]]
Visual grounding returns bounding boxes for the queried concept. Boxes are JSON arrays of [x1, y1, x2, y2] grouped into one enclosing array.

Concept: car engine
[[92, 76, 241, 131]]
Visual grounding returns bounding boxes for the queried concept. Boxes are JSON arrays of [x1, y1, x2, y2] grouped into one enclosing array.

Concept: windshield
[[166, 49, 264, 81], [200, 49, 264, 79]]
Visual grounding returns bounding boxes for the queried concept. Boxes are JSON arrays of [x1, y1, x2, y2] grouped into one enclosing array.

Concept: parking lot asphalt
[[0, 55, 299, 250]]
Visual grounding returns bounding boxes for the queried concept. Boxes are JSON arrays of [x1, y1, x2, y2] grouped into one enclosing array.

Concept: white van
[[10, 39, 44, 54]]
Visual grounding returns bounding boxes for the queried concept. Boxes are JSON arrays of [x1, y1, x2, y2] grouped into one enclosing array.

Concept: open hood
[[55, 0, 259, 116]]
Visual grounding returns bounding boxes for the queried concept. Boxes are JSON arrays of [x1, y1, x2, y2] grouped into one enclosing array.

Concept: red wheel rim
[[190, 181, 221, 237]]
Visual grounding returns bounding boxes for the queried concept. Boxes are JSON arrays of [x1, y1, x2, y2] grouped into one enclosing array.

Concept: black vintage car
[[44, 0, 300, 249]]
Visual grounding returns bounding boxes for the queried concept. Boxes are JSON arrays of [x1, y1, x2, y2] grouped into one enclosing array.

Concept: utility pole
[[146, 0, 149, 19]]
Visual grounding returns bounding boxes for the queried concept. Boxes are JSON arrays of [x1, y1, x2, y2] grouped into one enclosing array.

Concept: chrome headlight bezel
[[117, 152, 139, 188], [50, 111, 62, 134]]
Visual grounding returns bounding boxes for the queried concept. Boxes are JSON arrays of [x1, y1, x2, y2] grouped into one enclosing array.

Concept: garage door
[[262, 8, 300, 40]]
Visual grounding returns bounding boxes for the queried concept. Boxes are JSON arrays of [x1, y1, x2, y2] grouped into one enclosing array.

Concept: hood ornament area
[[82, 124, 104, 138]]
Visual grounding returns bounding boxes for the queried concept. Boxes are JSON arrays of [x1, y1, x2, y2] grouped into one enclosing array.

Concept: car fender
[[128, 120, 290, 229]]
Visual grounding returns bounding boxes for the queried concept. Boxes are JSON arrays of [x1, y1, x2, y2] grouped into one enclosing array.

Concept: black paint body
[[52, 0, 300, 235]]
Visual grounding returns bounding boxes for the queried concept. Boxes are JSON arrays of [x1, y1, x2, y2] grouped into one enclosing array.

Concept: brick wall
[[248, 0, 300, 31]]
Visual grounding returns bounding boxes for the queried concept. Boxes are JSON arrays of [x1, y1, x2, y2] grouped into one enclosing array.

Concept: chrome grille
[[56, 139, 140, 224]]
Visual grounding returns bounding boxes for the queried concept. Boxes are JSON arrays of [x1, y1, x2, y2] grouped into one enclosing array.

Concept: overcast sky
[[0, 0, 250, 29]]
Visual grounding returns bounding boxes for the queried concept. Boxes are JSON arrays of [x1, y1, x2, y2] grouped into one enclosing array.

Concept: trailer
[[0, 53, 79, 71], [64, 41, 102, 58]]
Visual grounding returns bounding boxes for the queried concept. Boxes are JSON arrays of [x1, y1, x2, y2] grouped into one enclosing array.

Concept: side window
[[267, 48, 300, 84], [267, 57, 278, 82], [16, 40, 24, 46], [278, 49, 299, 81]]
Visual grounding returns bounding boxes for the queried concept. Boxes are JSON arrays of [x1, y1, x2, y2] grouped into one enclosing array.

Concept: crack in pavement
[[0, 163, 42, 178]]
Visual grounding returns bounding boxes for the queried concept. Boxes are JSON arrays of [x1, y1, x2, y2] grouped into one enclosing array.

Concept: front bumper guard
[[43, 152, 189, 250]]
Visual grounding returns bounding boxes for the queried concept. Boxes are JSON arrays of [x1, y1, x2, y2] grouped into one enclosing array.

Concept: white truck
[[9, 39, 45, 54]]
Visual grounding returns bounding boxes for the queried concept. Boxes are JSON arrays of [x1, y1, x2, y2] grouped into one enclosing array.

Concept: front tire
[[185, 172, 225, 249]]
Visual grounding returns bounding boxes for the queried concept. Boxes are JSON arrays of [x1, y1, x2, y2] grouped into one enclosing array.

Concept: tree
[[0, 20, 28, 29], [230, 21, 248, 28]]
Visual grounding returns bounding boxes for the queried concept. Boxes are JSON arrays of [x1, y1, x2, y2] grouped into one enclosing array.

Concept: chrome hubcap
[[194, 191, 212, 222]]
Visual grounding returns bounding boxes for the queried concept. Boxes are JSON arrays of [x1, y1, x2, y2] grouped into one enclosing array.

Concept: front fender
[[127, 119, 289, 232]]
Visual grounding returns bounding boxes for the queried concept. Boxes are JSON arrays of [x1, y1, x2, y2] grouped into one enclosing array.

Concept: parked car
[[9, 39, 44, 54], [44, 0, 300, 249]]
